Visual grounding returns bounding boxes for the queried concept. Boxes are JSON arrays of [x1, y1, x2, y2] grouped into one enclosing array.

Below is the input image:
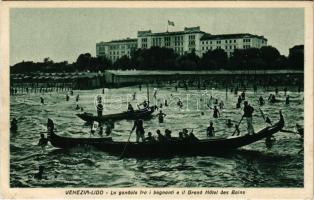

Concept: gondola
[[49, 111, 285, 157], [76, 106, 156, 123]]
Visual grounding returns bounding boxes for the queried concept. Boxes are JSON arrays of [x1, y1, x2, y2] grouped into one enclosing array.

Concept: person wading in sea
[[285, 95, 290, 105], [157, 110, 166, 123], [38, 133, 48, 150], [131, 119, 145, 143], [213, 106, 220, 118], [243, 101, 255, 135], [34, 166, 45, 180], [219, 100, 224, 110], [10, 118, 18, 132], [132, 92, 136, 100], [241, 91, 246, 100], [206, 122, 215, 137], [259, 96, 265, 106], [226, 119, 233, 128], [284, 87, 287, 96], [40, 97, 44, 105]]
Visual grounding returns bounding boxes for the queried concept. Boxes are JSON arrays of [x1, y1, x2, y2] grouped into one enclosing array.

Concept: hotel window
[[234, 40, 236, 43], [217, 40, 221, 44], [165, 37, 170, 46], [188, 35, 195, 45], [202, 47, 204, 50]]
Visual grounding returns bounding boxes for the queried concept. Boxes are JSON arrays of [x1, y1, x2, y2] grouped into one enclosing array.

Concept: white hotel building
[[96, 26, 267, 62], [96, 38, 137, 62]]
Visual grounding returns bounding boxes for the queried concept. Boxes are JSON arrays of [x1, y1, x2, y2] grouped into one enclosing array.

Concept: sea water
[[10, 86, 303, 187]]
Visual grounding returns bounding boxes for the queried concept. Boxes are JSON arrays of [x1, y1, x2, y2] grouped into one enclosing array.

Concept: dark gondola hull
[[76, 106, 155, 123], [50, 112, 284, 157]]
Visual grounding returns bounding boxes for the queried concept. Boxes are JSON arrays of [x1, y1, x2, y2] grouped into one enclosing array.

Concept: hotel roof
[[200, 33, 267, 41], [138, 27, 205, 37], [97, 38, 137, 45], [146, 30, 205, 37]]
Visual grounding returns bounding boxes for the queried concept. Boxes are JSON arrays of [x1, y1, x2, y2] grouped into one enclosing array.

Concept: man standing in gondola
[[96, 95, 103, 117], [131, 119, 145, 143], [243, 101, 255, 135]]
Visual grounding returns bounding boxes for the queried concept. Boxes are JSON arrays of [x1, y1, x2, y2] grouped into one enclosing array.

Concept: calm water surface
[[10, 86, 304, 187]]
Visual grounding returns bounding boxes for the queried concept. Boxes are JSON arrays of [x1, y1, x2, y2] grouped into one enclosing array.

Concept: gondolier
[[131, 119, 145, 143], [96, 95, 103, 117], [97, 103, 103, 117], [243, 101, 255, 135]]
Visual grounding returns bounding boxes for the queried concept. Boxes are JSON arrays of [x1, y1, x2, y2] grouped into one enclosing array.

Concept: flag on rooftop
[[168, 20, 175, 26]]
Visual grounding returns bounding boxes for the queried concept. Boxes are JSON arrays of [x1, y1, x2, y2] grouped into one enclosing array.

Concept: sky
[[10, 8, 304, 65]]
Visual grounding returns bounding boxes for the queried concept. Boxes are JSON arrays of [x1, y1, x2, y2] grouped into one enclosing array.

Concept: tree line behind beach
[[11, 45, 303, 73]]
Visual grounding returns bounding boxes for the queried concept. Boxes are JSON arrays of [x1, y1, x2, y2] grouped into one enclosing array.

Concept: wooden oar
[[232, 115, 244, 135], [119, 130, 133, 158], [259, 108, 266, 121], [259, 108, 272, 124]]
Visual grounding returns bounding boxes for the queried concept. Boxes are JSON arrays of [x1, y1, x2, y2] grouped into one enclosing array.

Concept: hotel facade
[[96, 26, 267, 62]]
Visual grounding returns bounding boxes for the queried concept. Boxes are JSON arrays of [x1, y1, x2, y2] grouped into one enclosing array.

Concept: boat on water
[[76, 106, 156, 123], [49, 111, 284, 157]]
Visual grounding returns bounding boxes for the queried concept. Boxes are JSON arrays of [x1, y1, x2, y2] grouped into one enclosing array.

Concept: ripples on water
[[10, 86, 303, 187]]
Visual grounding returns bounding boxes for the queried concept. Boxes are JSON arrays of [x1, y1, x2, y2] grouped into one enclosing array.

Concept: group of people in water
[[89, 85, 300, 142], [9, 84, 304, 153], [122, 85, 297, 144]]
